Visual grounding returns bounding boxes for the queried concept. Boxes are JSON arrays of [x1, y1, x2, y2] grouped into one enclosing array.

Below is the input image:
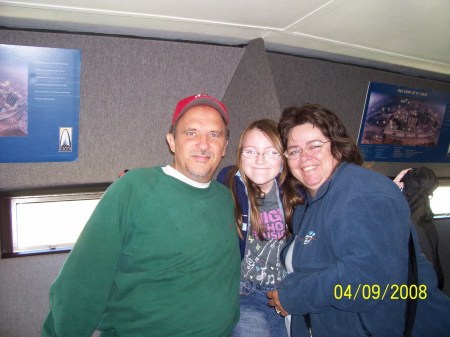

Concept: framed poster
[[0, 44, 81, 163], [357, 82, 450, 163]]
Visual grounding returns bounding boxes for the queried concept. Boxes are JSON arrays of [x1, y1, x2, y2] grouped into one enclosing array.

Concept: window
[[430, 181, 450, 218], [1, 184, 110, 258]]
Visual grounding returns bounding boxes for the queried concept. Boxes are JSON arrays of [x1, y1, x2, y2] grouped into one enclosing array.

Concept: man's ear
[[166, 133, 176, 153], [222, 140, 228, 157]]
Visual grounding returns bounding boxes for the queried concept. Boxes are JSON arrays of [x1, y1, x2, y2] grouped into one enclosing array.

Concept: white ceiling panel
[[264, 32, 448, 77], [286, 0, 450, 64], [0, 0, 330, 28]]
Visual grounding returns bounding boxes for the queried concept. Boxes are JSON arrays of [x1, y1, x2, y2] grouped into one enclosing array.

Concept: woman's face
[[286, 123, 339, 197], [240, 129, 282, 194]]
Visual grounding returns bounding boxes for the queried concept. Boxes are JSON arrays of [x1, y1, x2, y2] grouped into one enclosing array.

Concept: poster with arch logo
[[357, 82, 450, 163], [0, 44, 81, 162]]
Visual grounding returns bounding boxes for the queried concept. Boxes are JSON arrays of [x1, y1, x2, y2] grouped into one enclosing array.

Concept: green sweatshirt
[[42, 167, 240, 337]]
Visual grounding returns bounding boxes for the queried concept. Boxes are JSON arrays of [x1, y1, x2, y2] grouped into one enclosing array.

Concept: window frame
[[0, 183, 110, 258]]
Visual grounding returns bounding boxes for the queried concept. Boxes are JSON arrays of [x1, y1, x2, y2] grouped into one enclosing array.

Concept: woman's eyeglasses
[[284, 140, 331, 160]]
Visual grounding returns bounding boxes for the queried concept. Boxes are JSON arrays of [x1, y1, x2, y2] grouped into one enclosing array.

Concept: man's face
[[166, 105, 228, 183]]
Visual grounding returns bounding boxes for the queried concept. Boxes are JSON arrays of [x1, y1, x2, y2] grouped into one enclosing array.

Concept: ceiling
[[1, 0, 450, 83]]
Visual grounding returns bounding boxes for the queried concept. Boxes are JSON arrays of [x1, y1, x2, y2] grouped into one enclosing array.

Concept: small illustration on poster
[[59, 127, 72, 152]]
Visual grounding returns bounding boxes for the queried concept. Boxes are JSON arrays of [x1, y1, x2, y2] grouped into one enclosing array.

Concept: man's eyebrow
[[181, 127, 198, 132], [210, 129, 226, 136]]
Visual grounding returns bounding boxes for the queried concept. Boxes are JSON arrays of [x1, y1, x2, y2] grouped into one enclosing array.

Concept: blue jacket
[[217, 165, 285, 260], [278, 162, 450, 337]]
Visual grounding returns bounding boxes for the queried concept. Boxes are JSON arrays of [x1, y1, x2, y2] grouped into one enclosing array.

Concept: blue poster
[[357, 82, 450, 163], [0, 44, 81, 163]]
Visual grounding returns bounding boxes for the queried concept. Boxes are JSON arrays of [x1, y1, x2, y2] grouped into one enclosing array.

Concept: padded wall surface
[[0, 253, 67, 337], [221, 38, 282, 171], [268, 52, 450, 177], [0, 29, 244, 189]]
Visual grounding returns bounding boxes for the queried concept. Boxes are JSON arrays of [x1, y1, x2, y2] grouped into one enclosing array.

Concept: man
[[42, 94, 240, 337], [398, 167, 445, 290]]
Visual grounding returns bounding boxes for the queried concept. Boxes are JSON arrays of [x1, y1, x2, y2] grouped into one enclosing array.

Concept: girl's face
[[240, 129, 282, 194]]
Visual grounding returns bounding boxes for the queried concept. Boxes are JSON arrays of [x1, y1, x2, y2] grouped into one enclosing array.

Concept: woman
[[267, 104, 450, 337], [218, 119, 302, 337]]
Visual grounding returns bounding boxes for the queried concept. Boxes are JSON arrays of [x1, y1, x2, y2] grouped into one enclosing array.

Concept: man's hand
[[393, 168, 412, 190]]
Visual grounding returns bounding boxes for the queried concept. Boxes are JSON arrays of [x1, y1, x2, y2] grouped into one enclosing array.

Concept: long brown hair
[[225, 119, 303, 240]]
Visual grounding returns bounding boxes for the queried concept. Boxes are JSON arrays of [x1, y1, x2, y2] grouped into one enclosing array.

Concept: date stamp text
[[334, 284, 427, 300]]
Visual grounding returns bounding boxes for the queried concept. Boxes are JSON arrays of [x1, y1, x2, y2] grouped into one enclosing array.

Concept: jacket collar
[[305, 162, 348, 204]]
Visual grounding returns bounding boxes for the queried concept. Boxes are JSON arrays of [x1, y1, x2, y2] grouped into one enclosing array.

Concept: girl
[[218, 119, 302, 337]]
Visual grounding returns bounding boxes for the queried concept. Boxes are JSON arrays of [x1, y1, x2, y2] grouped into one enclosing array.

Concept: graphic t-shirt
[[241, 183, 287, 286]]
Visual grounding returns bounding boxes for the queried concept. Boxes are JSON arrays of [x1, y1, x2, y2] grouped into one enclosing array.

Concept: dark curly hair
[[278, 104, 364, 165]]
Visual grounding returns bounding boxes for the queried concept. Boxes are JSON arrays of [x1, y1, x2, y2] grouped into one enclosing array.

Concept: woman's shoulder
[[336, 163, 401, 196], [340, 163, 392, 182]]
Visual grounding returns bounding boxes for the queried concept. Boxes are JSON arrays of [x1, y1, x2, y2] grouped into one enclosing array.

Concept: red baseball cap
[[172, 93, 229, 125]]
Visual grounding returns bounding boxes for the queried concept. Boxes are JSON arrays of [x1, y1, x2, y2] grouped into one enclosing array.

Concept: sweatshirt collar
[[162, 165, 211, 189]]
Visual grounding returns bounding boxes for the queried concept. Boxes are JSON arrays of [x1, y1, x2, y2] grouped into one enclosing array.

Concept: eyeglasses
[[284, 140, 331, 160], [241, 149, 281, 160]]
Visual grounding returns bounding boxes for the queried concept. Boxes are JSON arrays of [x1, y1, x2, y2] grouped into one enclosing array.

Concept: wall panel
[[268, 52, 450, 177], [0, 29, 245, 189]]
